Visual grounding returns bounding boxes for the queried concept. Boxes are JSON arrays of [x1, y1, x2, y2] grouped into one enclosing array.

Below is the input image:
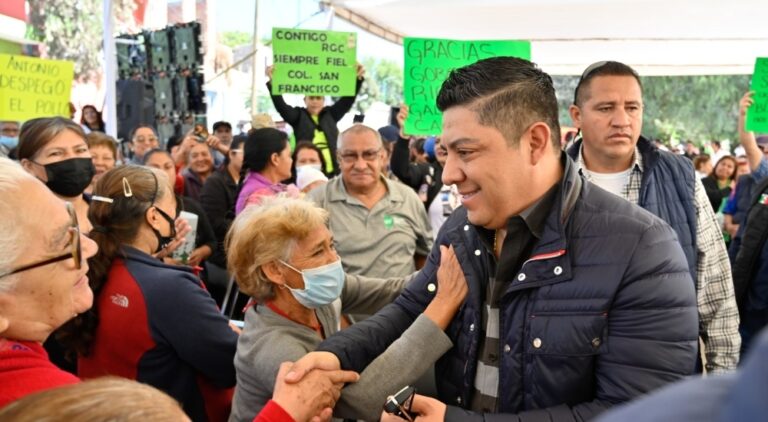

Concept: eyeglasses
[[0, 202, 81, 278], [134, 136, 158, 145], [338, 148, 381, 164]]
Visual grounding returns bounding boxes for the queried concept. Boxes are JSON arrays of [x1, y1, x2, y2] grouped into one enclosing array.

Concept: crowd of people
[[0, 55, 767, 422]]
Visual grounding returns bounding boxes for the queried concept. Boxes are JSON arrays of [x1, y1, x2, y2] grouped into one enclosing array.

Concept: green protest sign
[[0, 54, 74, 121], [271, 28, 357, 96], [747, 57, 768, 133], [404, 38, 531, 135]]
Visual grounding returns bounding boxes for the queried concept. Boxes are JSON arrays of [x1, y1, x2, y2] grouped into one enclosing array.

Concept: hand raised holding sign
[[266, 65, 274, 80], [396, 104, 410, 139], [740, 91, 754, 118], [356, 62, 365, 80]]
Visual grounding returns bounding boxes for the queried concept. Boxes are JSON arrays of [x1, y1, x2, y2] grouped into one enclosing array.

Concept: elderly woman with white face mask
[[225, 197, 467, 422]]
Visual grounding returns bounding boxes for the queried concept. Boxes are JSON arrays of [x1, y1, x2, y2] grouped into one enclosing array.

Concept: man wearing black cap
[[566, 61, 740, 373], [212, 121, 234, 166]]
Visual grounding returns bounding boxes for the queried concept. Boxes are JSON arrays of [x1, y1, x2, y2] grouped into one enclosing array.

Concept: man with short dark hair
[[289, 57, 698, 421], [567, 61, 740, 372]]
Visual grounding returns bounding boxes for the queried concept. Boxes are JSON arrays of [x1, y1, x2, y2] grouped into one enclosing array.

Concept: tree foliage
[[28, 0, 102, 78], [353, 57, 403, 113], [552, 74, 751, 145], [27, 0, 137, 79], [220, 31, 253, 49], [640, 75, 750, 144]]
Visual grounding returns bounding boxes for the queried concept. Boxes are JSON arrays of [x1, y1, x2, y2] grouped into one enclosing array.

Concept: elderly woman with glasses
[[225, 197, 466, 422], [0, 158, 98, 407], [57, 165, 238, 422]]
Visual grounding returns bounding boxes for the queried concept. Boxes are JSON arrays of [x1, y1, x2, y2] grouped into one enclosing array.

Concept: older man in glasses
[[308, 124, 433, 279], [566, 61, 740, 373], [0, 157, 98, 407]]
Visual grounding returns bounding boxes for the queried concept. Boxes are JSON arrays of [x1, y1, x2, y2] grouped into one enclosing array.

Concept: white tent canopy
[[325, 0, 768, 75]]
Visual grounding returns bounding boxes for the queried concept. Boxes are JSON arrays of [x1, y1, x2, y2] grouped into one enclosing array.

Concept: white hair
[[0, 157, 37, 291]]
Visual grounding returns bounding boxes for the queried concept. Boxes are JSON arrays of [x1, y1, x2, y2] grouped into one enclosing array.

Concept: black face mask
[[151, 206, 177, 253], [37, 157, 95, 197]]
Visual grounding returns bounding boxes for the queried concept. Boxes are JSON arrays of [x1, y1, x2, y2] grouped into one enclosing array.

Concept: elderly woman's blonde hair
[[226, 197, 329, 300], [0, 377, 188, 421]]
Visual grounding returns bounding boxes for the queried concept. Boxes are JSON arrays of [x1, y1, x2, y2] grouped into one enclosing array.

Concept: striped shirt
[[470, 185, 559, 412]]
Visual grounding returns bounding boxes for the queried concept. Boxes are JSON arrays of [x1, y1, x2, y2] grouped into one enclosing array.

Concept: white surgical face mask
[[280, 259, 344, 308], [297, 164, 323, 173]]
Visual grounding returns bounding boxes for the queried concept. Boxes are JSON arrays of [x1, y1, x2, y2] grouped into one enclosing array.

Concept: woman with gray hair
[[225, 197, 467, 421], [0, 157, 98, 407]]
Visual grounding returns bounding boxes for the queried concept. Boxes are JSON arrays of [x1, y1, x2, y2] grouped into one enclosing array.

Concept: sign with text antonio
[[404, 38, 531, 135], [271, 28, 357, 96], [0, 54, 74, 121], [747, 57, 768, 133]]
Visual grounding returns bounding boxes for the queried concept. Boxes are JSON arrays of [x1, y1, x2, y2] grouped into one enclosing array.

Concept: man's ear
[[262, 261, 286, 286], [569, 104, 582, 129], [525, 122, 553, 166]]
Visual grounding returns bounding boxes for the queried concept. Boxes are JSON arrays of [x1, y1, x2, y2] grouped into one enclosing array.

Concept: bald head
[[338, 124, 383, 151]]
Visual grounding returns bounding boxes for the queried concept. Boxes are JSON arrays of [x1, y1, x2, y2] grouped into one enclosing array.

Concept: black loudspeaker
[[389, 106, 401, 128], [146, 29, 171, 73], [153, 76, 173, 118], [116, 34, 147, 79], [187, 72, 206, 114], [116, 79, 155, 142], [171, 23, 202, 70], [173, 74, 189, 115]]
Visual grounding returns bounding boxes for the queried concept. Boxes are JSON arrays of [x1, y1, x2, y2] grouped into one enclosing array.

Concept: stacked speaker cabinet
[[116, 79, 155, 142], [115, 22, 205, 143]]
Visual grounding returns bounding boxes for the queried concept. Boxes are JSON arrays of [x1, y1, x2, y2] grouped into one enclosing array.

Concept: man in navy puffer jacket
[[287, 57, 699, 422]]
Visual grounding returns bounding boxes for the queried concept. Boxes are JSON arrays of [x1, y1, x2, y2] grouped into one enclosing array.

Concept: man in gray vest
[[567, 61, 740, 372]]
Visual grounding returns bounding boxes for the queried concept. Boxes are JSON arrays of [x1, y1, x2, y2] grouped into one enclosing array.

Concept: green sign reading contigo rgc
[[271, 28, 357, 96]]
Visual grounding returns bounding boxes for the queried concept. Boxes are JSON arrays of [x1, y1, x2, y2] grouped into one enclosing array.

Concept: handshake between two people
[[276, 353, 448, 422], [275, 245, 467, 422]]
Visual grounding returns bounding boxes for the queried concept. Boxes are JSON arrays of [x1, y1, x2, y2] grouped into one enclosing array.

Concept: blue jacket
[[318, 155, 699, 421], [596, 325, 768, 422], [567, 136, 698, 284]]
